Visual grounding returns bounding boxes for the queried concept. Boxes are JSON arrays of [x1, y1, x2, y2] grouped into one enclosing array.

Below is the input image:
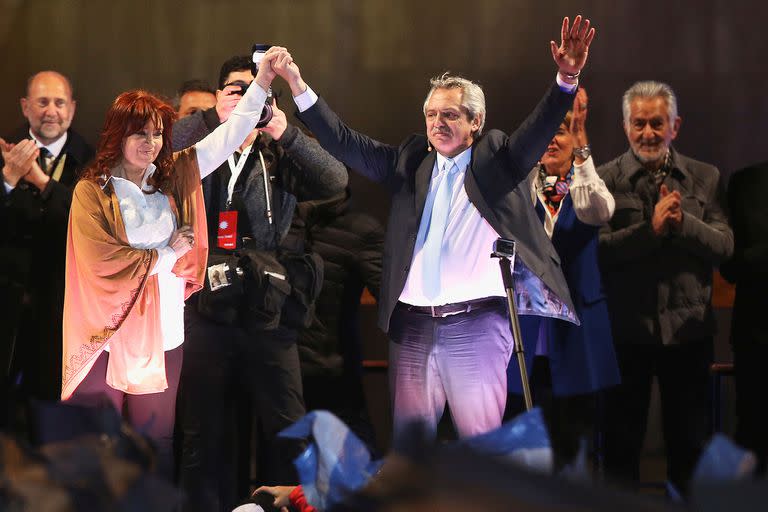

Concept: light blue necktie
[[421, 159, 459, 299]]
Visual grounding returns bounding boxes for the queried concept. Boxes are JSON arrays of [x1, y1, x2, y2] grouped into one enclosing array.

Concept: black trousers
[[733, 343, 768, 475], [505, 356, 598, 472], [302, 373, 379, 456], [178, 307, 306, 512], [602, 341, 713, 495]]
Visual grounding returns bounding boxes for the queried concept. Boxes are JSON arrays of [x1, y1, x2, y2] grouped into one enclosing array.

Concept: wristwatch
[[572, 144, 591, 160]]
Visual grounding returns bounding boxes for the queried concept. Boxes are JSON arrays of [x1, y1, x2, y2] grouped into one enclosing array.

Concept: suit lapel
[[463, 158, 502, 234], [414, 151, 436, 214]]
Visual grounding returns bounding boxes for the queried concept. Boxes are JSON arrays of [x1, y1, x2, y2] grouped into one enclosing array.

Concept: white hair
[[622, 80, 678, 125], [423, 72, 486, 135]]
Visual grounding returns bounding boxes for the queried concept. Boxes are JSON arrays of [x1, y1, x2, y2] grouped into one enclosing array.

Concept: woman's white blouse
[[110, 172, 185, 351]]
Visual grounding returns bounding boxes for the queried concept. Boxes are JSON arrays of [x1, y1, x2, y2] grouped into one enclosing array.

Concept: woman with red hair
[[61, 47, 291, 480]]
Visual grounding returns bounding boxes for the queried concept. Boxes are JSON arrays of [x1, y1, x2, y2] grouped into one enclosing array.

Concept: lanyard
[[226, 144, 253, 205], [225, 145, 273, 225]]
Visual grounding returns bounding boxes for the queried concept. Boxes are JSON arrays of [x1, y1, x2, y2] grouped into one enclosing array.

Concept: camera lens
[[255, 88, 274, 128]]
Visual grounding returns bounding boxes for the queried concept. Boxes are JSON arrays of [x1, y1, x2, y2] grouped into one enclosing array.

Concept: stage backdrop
[[1, 0, 766, 223]]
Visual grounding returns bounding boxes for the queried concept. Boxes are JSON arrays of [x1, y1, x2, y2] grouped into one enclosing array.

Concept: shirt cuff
[[294, 85, 319, 113], [556, 73, 578, 93], [572, 156, 597, 181], [3, 180, 14, 193], [151, 245, 179, 276]]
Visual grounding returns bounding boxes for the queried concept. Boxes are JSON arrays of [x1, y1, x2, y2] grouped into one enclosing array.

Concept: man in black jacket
[[0, 71, 93, 407], [293, 189, 384, 452], [598, 81, 733, 494], [721, 161, 768, 475], [172, 55, 347, 511], [267, 16, 594, 442]]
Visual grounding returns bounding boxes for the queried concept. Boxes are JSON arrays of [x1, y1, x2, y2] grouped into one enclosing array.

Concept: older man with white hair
[[598, 80, 733, 494]]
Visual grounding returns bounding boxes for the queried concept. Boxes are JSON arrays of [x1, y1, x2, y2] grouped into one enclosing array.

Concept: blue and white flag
[[693, 434, 757, 482], [279, 410, 383, 511], [458, 407, 554, 473]]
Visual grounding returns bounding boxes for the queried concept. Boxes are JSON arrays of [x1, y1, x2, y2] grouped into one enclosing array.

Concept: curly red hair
[[81, 90, 177, 192]]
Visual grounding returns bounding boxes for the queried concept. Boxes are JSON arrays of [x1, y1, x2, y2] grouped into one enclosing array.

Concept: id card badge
[[217, 210, 238, 249]]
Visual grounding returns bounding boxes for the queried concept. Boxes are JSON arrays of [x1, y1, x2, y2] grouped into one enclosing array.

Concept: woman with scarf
[[61, 46, 292, 480], [517, 88, 620, 468]]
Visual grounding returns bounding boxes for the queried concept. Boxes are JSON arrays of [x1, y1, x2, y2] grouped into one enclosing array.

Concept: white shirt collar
[[110, 163, 158, 192], [435, 145, 472, 175], [28, 130, 68, 158]]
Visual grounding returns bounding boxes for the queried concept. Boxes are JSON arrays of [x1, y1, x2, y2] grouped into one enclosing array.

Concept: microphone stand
[[492, 238, 533, 411]]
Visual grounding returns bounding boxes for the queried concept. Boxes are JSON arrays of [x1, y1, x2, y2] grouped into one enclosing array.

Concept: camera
[[227, 79, 274, 128], [492, 238, 517, 258]]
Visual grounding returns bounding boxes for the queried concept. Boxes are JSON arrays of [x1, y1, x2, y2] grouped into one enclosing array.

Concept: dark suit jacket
[[297, 82, 577, 332], [721, 162, 768, 349], [0, 125, 93, 286], [0, 126, 93, 399]]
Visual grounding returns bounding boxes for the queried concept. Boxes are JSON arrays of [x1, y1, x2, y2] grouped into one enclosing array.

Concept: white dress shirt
[[398, 147, 508, 305]]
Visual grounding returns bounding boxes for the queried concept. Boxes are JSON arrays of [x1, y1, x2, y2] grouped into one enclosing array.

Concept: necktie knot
[[38, 147, 53, 173], [443, 159, 458, 175]]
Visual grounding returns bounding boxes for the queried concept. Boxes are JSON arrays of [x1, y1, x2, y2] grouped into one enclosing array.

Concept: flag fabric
[[458, 407, 554, 473], [279, 410, 383, 510], [693, 434, 757, 482]]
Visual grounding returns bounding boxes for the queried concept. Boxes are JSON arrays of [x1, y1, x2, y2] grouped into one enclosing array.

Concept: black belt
[[397, 297, 504, 318]]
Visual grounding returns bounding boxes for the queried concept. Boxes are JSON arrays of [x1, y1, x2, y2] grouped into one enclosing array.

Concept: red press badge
[[217, 210, 238, 249]]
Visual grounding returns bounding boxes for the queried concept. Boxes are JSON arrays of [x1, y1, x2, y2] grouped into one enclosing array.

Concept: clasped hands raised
[[653, 184, 684, 236], [258, 14, 596, 95]]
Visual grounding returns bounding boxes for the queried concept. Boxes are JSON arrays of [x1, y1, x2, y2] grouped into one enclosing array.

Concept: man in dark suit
[[0, 71, 93, 407], [266, 15, 595, 441], [721, 162, 768, 475]]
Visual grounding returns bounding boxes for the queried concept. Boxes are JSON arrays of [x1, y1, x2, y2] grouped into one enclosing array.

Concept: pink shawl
[[61, 148, 208, 400]]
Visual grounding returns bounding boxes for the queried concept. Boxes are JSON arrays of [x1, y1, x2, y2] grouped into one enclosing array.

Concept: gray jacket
[[172, 107, 348, 249], [597, 148, 733, 345]]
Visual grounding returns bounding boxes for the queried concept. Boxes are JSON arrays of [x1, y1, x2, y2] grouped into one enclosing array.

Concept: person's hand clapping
[[1, 138, 38, 187], [652, 184, 682, 236], [24, 158, 51, 192], [169, 225, 195, 258], [570, 88, 589, 151]]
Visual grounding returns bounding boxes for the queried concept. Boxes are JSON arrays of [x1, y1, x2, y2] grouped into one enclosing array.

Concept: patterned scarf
[[650, 150, 673, 188], [538, 164, 574, 214]]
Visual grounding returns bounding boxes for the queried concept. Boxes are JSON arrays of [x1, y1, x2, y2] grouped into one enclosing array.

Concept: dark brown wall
[[2, 0, 766, 224]]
